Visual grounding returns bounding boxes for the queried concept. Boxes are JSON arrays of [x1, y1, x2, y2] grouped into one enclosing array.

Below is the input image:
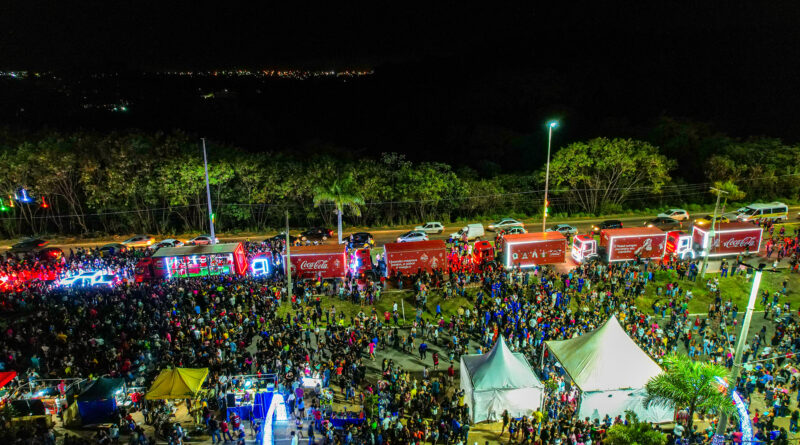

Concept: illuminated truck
[[384, 240, 447, 276], [502, 232, 566, 269], [571, 227, 667, 263], [663, 222, 763, 259], [283, 244, 374, 281], [135, 242, 248, 281]]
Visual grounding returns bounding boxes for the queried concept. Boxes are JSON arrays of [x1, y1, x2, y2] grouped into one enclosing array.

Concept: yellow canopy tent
[[145, 368, 209, 400]]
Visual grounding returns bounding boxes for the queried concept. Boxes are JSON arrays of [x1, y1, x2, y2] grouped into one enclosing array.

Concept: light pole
[[542, 121, 558, 232], [713, 267, 763, 442], [201, 138, 216, 245], [285, 210, 292, 299]]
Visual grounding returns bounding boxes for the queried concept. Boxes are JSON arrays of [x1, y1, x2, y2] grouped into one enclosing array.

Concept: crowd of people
[[0, 220, 798, 444]]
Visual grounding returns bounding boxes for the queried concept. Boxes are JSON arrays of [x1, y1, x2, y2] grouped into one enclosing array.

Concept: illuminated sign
[[713, 376, 752, 445], [58, 271, 119, 288], [251, 258, 271, 277]]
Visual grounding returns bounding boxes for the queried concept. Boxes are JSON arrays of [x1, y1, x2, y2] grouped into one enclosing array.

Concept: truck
[[283, 244, 375, 281], [501, 232, 566, 269], [135, 242, 248, 282], [571, 227, 667, 263], [691, 222, 763, 258], [384, 240, 448, 276]]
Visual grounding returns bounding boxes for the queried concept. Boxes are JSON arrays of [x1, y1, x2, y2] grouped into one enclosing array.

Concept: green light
[[548, 121, 558, 128], [0, 198, 6, 212]]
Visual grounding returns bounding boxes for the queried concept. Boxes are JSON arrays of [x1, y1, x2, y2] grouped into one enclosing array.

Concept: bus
[[736, 202, 788, 222]]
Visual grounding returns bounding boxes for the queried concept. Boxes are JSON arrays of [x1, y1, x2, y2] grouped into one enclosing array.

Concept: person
[[221, 419, 233, 442], [291, 431, 298, 445], [208, 418, 221, 444], [501, 409, 510, 436]]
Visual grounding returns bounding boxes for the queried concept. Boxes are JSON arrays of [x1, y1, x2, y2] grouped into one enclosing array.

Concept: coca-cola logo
[[300, 260, 329, 270], [722, 236, 757, 249]]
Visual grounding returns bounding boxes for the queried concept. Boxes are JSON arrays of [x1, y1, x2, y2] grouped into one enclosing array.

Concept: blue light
[[250, 258, 271, 277], [714, 376, 752, 444]]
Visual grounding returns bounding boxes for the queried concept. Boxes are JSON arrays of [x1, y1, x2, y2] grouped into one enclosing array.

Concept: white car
[[657, 209, 689, 221], [188, 234, 219, 245], [414, 222, 445, 234], [151, 239, 185, 250], [487, 218, 524, 232], [546, 224, 577, 236], [396, 231, 429, 243]]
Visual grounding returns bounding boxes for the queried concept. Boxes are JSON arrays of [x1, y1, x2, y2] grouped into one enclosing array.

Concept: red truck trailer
[[384, 240, 447, 276], [135, 242, 248, 282], [691, 222, 763, 257], [600, 227, 667, 262], [502, 232, 566, 269], [283, 244, 374, 281], [573, 228, 667, 263]]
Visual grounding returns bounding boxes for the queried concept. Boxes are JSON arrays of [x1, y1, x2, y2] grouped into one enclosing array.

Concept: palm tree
[[605, 411, 666, 445], [313, 173, 365, 244], [644, 353, 738, 432]]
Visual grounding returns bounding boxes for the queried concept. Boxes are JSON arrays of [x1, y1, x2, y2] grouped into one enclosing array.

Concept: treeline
[[0, 121, 798, 238]]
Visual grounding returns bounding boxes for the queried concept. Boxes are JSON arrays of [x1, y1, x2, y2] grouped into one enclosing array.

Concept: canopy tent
[[146, 368, 209, 400], [545, 315, 673, 423], [0, 371, 16, 389], [460, 336, 544, 422], [76, 377, 125, 425]]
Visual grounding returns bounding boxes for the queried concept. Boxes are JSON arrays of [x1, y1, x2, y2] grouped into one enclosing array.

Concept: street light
[[542, 120, 558, 232], [713, 265, 763, 443], [201, 138, 216, 244]]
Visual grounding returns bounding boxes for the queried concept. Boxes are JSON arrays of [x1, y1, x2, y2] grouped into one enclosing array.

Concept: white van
[[450, 223, 485, 241], [737, 202, 788, 222]]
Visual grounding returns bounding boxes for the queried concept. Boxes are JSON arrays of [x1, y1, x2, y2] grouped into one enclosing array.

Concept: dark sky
[[3, 2, 800, 70]]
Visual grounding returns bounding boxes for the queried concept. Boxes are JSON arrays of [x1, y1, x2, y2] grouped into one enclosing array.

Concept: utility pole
[[700, 187, 728, 277], [201, 138, 216, 244], [285, 210, 292, 299], [713, 267, 763, 443]]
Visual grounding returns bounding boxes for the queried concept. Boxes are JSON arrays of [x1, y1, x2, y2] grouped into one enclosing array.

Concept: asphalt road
[[4, 209, 800, 252]]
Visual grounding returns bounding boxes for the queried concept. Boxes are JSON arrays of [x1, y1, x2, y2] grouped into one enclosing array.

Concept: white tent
[[460, 336, 543, 423], [545, 315, 673, 423]]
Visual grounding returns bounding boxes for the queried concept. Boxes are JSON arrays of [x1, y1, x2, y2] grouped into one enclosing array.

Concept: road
[[3, 209, 799, 252]]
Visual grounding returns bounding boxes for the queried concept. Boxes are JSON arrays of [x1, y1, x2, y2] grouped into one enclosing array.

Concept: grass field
[[635, 268, 800, 314]]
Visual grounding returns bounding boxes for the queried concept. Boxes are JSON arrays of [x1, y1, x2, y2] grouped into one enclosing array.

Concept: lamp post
[[542, 121, 558, 232], [713, 267, 763, 443], [201, 138, 216, 245]]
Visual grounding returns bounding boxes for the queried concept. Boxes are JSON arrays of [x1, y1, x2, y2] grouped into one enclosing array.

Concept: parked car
[[657, 208, 690, 221], [37, 247, 63, 262], [267, 233, 298, 244], [414, 222, 445, 234], [450, 223, 485, 241], [644, 216, 683, 230], [188, 234, 218, 245], [591, 220, 623, 233], [9, 238, 49, 254], [694, 214, 730, 226], [546, 224, 578, 236], [347, 232, 375, 248], [151, 239, 184, 250], [396, 231, 429, 243], [122, 235, 155, 247], [502, 226, 528, 235], [99, 243, 128, 256], [301, 227, 334, 241], [487, 218, 524, 232]]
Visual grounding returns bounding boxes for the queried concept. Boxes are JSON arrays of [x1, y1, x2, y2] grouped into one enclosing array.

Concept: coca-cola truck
[[691, 222, 763, 257], [283, 244, 374, 281], [384, 240, 447, 276], [502, 232, 566, 269], [572, 227, 667, 263]]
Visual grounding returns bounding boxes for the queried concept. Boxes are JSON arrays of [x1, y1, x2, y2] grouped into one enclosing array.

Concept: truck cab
[[664, 231, 694, 259], [472, 240, 495, 268], [349, 248, 377, 279], [134, 258, 155, 283], [571, 235, 598, 263]]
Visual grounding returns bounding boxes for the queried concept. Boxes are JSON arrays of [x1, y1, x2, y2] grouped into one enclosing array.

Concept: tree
[[604, 411, 666, 445], [547, 138, 675, 214], [644, 354, 737, 432], [313, 173, 365, 243]]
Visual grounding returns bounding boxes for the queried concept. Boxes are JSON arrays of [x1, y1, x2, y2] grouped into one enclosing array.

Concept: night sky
[[2, 2, 800, 164]]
